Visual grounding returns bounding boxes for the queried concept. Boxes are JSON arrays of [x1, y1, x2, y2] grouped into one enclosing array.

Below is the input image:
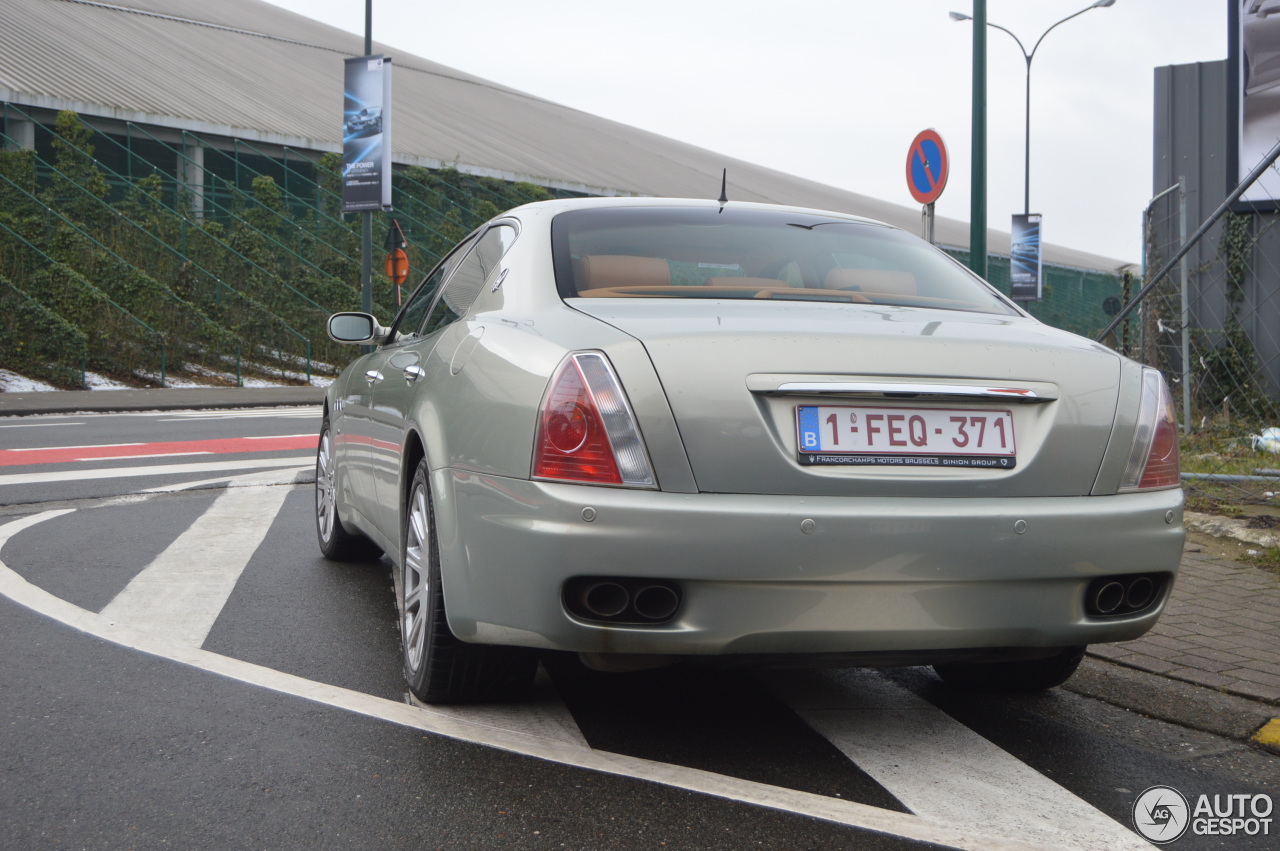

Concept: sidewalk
[[0, 386, 324, 415], [1, 387, 1278, 739]]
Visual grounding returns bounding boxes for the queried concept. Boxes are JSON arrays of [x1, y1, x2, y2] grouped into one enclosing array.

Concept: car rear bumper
[[432, 470, 1185, 658]]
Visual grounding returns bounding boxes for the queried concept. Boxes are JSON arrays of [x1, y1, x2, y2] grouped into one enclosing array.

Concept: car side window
[[392, 234, 478, 342], [420, 224, 517, 336]]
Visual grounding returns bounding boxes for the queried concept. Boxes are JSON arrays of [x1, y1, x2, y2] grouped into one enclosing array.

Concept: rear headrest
[[824, 268, 917, 296], [576, 255, 670, 291]]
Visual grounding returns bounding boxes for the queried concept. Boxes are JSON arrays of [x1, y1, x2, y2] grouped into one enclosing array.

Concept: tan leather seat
[[707, 277, 788, 288], [576, 255, 670, 292], [824, 268, 916, 296]]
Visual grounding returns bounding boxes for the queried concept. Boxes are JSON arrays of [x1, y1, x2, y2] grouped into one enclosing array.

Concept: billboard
[[343, 54, 392, 212], [1010, 213, 1043, 301], [1233, 1, 1280, 207]]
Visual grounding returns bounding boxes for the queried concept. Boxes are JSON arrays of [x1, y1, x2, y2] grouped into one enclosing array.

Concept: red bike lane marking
[[0, 434, 318, 467]]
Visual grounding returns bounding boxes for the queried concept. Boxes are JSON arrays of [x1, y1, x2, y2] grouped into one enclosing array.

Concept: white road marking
[[0, 456, 313, 487], [8, 442, 144, 451], [0, 408, 317, 424], [77, 452, 213, 462], [99, 485, 292, 647], [0, 507, 1038, 851], [140, 466, 311, 493], [408, 669, 591, 750], [766, 669, 1149, 850], [0, 422, 84, 429]]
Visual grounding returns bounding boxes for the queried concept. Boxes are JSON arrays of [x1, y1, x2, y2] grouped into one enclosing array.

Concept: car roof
[[505, 196, 890, 229]]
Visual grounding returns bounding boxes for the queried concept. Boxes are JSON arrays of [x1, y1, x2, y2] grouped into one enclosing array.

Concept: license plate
[[797, 405, 1017, 468]]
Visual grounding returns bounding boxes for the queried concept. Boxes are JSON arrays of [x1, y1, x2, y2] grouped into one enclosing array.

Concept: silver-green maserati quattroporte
[[316, 197, 1183, 704]]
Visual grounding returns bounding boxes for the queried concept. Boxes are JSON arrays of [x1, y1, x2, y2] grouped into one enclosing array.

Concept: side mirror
[[327, 312, 388, 344]]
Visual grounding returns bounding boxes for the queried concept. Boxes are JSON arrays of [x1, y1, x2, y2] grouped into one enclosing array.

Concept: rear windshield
[[551, 206, 1019, 315]]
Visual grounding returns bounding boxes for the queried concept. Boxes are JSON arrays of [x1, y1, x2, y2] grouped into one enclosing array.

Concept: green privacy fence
[[0, 107, 563, 388], [942, 248, 1130, 341], [0, 130, 315, 385], [0, 220, 166, 386], [0, 275, 89, 388], [0, 104, 570, 389], [3, 103, 557, 302]]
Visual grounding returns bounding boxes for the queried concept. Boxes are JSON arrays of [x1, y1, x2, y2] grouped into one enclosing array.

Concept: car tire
[[400, 457, 537, 704], [932, 646, 1086, 693], [315, 418, 381, 561]]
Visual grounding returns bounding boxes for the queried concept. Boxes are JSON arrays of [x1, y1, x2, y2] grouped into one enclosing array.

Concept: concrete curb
[[1068, 657, 1280, 744], [0, 387, 325, 416], [1186, 510, 1280, 549]]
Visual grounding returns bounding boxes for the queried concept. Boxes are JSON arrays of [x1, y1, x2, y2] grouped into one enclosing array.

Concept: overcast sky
[[263, 0, 1227, 264]]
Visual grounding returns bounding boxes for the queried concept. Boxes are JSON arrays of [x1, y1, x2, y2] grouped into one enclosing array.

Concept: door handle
[[404, 365, 426, 383], [364, 369, 384, 385]]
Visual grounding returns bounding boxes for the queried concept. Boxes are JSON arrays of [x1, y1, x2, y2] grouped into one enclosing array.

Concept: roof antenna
[[717, 168, 728, 212]]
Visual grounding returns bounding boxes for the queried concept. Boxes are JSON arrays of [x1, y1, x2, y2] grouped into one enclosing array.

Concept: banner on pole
[[1010, 213, 1042, 301], [342, 54, 392, 212]]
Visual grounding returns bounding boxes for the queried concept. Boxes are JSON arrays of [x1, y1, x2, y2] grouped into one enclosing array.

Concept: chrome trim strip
[[773, 382, 1055, 402]]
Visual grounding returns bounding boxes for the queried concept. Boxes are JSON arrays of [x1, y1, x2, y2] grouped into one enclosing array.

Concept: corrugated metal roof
[[0, 0, 1129, 271]]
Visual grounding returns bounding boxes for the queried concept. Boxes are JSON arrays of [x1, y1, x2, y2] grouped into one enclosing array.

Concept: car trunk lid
[[568, 299, 1122, 498]]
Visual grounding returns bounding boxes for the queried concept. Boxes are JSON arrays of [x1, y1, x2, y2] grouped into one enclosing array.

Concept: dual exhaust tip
[[1085, 573, 1165, 617], [569, 572, 1165, 624], [564, 577, 682, 625]]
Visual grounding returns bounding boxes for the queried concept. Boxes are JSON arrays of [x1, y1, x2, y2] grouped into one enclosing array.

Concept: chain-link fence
[[1130, 149, 1280, 510], [0, 106, 566, 389]]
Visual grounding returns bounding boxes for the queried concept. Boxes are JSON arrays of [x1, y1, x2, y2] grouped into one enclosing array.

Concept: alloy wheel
[[315, 429, 337, 543], [402, 483, 431, 673]]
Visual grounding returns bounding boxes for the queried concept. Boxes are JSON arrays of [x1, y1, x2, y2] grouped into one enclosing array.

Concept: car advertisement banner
[[1010, 213, 1042, 301], [342, 55, 392, 212], [1235, 2, 1280, 207]]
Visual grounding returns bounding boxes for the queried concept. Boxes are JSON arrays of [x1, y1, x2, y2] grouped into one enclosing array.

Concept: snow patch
[[0, 369, 59, 393], [2, 364, 332, 393], [83, 372, 133, 390]]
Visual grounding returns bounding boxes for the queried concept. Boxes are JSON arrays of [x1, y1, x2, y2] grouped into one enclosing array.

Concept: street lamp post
[[969, 0, 986, 278], [951, 1, 1116, 217], [361, 0, 374, 320]]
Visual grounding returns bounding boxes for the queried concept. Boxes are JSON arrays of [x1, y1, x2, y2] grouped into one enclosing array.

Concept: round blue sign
[[906, 130, 949, 205]]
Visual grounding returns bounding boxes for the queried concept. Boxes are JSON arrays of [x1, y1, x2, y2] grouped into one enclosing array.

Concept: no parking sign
[[905, 129, 949, 206]]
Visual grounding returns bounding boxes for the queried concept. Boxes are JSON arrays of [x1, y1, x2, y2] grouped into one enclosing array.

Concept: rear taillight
[[1119, 368, 1180, 491], [533, 352, 656, 488]]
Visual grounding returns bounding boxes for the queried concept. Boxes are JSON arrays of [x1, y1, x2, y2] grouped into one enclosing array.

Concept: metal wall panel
[[1153, 59, 1280, 398]]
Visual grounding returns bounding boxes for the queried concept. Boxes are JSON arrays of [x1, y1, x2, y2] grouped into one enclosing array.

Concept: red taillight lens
[[533, 353, 656, 488], [545, 402, 590, 454], [1120, 369, 1181, 491], [1139, 403, 1180, 489], [534, 358, 621, 484]]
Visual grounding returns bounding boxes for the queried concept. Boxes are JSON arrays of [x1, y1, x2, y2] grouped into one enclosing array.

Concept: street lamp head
[[1092, 0, 1116, 7], [949, 11, 972, 22]]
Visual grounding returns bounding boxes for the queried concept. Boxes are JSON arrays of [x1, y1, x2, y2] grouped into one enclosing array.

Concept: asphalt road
[[1, 407, 1277, 850]]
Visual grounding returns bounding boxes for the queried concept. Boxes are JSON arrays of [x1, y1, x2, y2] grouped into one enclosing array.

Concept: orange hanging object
[[385, 248, 409, 285]]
